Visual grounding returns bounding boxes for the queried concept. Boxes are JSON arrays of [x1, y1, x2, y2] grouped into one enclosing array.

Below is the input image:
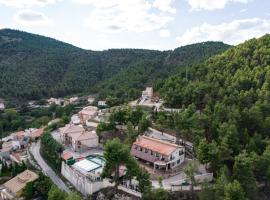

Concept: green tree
[[128, 106, 144, 127], [21, 182, 34, 200], [173, 104, 200, 145], [184, 162, 198, 198], [137, 169, 151, 193], [233, 152, 256, 198], [224, 180, 245, 200], [4, 109, 18, 121], [138, 115, 151, 134], [214, 166, 230, 200], [65, 192, 83, 200], [34, 173, 53, 199], [197, 138, 211, 165], [126, 122, 138, 145], [102, 138, 131, 188], [199, 182, 215, 200], [142, 188, 169, 200], [48, 185, 66, 200]]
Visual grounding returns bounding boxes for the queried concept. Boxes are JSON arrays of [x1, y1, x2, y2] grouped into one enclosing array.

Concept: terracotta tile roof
[[3, 170, 39, 194], [79, 110, 98, 116], [15, 131, 25, 139], [29, 128, 44, 139], [133, 136, 181, 156], [60, 124, 84, 135], [62, 151, 73, 160], [79, 106, 98, 115], [70, 131, 98, 142]]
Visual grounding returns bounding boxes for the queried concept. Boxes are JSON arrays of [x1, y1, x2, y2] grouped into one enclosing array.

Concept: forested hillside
[[156, 34, 270, 199], [0, 29, 230, 103]]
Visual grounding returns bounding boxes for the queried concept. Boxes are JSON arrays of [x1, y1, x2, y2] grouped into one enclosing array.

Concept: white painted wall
[[61, 162, 113, 195], [168, 147, 185, 168]]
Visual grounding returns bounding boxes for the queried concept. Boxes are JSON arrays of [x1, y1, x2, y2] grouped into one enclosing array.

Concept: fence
[[118, 180, 142, 198], [171, 173, 213, 192]]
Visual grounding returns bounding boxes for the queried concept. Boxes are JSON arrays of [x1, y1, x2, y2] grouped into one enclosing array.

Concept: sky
[[0, 0, 270, 50]]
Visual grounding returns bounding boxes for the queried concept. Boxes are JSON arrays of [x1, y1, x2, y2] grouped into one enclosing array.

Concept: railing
[[118, 181, 142, 198]]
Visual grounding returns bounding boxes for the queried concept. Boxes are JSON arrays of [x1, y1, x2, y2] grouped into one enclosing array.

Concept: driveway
[[30, 140, 70, 192]]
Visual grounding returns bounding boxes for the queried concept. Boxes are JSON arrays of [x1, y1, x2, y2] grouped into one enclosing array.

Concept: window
[[145, 149, 148, 153], [177, 159, 180, 164], [179, 149, 184, 155], [156, 153, 159, 157], [150, 150, 153, 155], [139, 147, 142, 151]]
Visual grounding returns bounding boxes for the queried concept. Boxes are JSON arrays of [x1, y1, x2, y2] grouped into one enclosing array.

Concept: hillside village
[[1, 28, 270, 200], [0, 87, 213, 200]]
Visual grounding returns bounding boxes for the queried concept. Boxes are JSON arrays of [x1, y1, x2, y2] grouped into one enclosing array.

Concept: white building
[[61, 155, 113, 195], [59, 124, 99, 152], [98, 101, 107, 107], [131, 136, 185, 171], [78, 106, 99, 124], [71, 114, 81, 125], [0, 103, 5, 110], [142, 87, 153, 100], [88, 97, 95, 104], [48, 98, 64, 106], [85, 121, 99, 130], [69, 97, 79, 104]]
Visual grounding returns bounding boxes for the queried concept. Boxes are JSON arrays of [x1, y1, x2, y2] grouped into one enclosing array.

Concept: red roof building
[[131, 136, 185, 171]]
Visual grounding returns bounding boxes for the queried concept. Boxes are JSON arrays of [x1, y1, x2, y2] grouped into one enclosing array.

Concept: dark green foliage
[[233, 152, 257, 198], [102, 138, 133, 186], [142, 188, 169, 200], [138, 114, 151, 134], [40, 127, 64, 172], [48, 185, 67, 200], [65, 192, 83, 200], [199, 182, 215, 200], [96, 122, 116, 136], [224, 180, 245, 200], [102, 138, 151, 192], [0, 29, 230, 104], [157, 34, 270, 198], [0, 104, 75, 137], [21, 181, 34, 200], [22, 173, 59, 199], [137, 169, 152, 193], [0, 161, 27, 177]]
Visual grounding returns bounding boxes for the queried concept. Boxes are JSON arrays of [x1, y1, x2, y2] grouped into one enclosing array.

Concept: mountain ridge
[[0, 29, 231, 104]]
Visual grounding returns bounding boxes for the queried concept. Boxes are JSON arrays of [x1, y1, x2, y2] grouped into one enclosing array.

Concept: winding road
[[30, 140, 70, 192]]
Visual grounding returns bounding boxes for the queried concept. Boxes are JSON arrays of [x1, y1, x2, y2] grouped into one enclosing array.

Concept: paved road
[[30, 140, 70, 192]]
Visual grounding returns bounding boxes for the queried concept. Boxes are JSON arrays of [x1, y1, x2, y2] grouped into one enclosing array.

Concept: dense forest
[[155, 34, 270, 199], [0, 29, 230, 104]]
